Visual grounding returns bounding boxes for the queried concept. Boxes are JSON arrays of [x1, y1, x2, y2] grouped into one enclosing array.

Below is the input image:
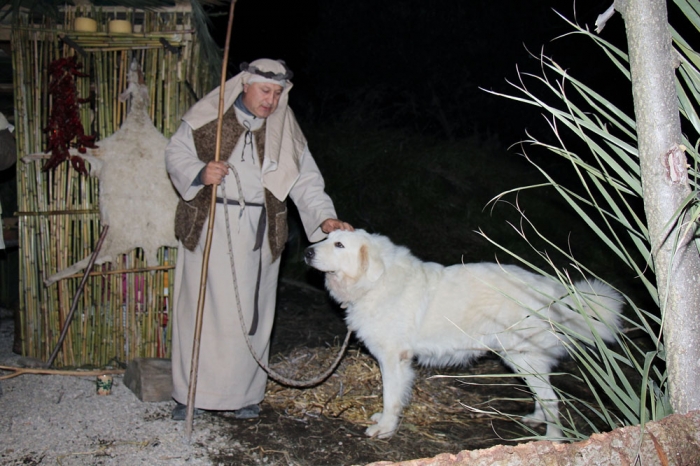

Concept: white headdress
[[240, 59, 293, 88]]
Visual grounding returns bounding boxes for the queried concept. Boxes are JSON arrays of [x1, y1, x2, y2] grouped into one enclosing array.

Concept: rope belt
[[215, 196, 265, 335]]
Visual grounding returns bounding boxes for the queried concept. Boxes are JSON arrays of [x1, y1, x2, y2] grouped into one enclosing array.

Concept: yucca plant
[[462, 1, 700, 440]]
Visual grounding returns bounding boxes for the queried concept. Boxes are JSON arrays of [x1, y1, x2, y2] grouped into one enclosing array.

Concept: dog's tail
[[561, 279, 623, 344]]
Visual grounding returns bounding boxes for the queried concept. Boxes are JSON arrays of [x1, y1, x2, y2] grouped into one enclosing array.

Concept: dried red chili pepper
[[43, 56, 97, 175]]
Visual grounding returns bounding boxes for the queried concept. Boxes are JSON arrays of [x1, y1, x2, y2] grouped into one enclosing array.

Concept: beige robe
[[166, 99, 337, 410]]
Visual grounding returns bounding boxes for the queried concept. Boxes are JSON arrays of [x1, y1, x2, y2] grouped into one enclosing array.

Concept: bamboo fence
[[11, 4, 213, 367]]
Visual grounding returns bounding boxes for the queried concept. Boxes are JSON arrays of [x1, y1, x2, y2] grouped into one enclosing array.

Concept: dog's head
[[304, 229, 385, 286]]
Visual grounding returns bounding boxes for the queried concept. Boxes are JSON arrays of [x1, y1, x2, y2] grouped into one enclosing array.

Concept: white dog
[[304, 229, 622, 439]]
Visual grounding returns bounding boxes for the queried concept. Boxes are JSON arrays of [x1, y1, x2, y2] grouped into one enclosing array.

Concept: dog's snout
[[304, 247, 315, 262]]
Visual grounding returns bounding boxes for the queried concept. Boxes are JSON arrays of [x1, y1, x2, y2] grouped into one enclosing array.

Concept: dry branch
[[0, 365, 125, 381]]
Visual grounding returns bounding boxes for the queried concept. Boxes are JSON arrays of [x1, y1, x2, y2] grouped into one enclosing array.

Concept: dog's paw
[[521, 411, 546, 426], [521, 412, 564, 440], [365, 413, 398, 439], [365, 423, 396, 439], [545, 424, 564, 439]]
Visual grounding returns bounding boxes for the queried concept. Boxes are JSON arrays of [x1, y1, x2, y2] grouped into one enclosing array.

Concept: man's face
[[242, 82, 284, 118]]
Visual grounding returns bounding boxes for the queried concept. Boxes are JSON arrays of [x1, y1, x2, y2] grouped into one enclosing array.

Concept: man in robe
[[165, 58, 352, 420]]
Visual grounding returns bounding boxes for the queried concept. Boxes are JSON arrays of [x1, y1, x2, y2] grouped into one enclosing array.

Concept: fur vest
[[174, 107, 288, 261]]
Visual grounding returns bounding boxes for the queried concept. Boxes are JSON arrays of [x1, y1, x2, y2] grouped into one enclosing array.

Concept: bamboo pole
[[54, 264, 175, 280], [14, 6, 199, 367], [185, 0, 237, 441]]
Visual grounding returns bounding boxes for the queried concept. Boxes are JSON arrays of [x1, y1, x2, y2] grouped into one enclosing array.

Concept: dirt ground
[[207, 277, 609, 465], [1, 275, 617, 466]]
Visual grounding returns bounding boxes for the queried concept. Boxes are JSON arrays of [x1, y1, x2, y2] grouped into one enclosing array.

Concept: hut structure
[[5, 1, 217, 367]]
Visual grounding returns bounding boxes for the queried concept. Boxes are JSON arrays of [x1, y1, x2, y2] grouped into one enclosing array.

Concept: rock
[[366, 410, 700, 465], [16, 356, 45, 368]]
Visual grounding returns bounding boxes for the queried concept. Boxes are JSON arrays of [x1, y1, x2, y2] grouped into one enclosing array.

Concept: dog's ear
[[359, 243, 384, 282]]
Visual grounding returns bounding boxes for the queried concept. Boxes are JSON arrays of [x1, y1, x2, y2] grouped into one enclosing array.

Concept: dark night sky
[[208, 0, 634, 142]]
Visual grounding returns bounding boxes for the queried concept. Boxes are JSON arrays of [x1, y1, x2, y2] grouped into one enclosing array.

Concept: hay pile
[[265, 346, 509, 431]]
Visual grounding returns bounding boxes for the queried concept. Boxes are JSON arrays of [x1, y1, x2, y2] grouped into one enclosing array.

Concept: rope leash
[[220, 163, 351, 388]]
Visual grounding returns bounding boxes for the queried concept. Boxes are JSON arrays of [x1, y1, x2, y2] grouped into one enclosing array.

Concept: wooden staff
[[45, 225, 110, 369], [185, 0, 237, 442]]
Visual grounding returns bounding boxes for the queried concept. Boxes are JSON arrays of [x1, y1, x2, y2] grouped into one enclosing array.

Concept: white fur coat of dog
[[305, 229, 622, 439]]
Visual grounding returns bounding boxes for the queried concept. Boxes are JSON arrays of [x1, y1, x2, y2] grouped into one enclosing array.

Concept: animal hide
[[0, 112, 16, 171], [24, 61, 179, 286]]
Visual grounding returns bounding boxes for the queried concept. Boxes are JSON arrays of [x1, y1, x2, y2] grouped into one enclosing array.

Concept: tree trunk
[[615, 0, 700, 414]]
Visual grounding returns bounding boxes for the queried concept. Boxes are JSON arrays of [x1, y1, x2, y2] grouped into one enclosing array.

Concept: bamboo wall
[[12, 5, 213, 367]]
